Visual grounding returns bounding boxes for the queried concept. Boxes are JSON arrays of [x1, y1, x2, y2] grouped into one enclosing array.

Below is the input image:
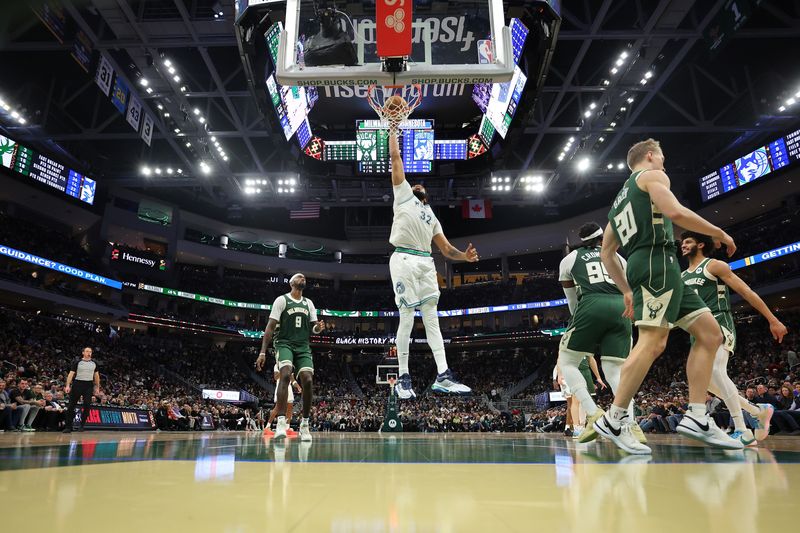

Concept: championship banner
[[95, 54, 114, 96], [141, 113, 154, 146], [71, 29, 93, 73], [126, 96, 142, 131]]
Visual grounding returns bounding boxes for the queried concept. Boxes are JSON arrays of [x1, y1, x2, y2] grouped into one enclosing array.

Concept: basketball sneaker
[[676, 414, 744, 450], [628, 421, 648, 444], [753, 404, 774, 441], [299, 421, 312, 442], [730, 429, 757, 447], [286, 428, 298, 438], [431, 369, 471, 394], [395, 373, 416, 400], [572, 425, 584, 439], [593, 415, 651, 455], [577, 409, 605, 443], [263, 427, 274, 436], [273, 418, 289, 440]]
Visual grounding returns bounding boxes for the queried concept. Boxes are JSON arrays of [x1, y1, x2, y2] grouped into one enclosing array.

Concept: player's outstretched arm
[[600, 224, 633, 319], [389, 132, 405, 187], [433, 234, 479, 262], [708, 259, 788, 342], [641, 170, 736, 256]]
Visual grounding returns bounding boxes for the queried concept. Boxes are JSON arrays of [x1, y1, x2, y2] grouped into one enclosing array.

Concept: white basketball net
[[366, 84, 422, 137]]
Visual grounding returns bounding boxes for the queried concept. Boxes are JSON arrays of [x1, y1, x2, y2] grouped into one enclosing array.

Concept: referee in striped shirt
[[63, 347, 101, 433]]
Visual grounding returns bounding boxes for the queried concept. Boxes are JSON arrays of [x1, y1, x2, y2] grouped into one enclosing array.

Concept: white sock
[[277, 416, 286, 425], [396, 307, 414, 376], [739, 397, 761, 417], [609, 405, 629, 428], [709, 347, 746, 431], [601, 357, 636, 415], [688, 403, 707, 418], [421, 302, 448, 374], [559, 351, 599, 415], [301, 417, 309, 426]]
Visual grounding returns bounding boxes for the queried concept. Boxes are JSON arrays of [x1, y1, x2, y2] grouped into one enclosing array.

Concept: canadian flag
[[462, 199, 493, 219]]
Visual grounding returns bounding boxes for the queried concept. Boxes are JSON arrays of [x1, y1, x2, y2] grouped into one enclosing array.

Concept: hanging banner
[[126, 96, 142, 131], [141, 113, 154, 146], [71, 29, 93, 73], [110, 76, 129, 115], [95, 54, 114, 96]]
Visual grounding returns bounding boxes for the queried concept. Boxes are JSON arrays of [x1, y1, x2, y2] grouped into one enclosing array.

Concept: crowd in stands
[[0, 303, 798, 435]]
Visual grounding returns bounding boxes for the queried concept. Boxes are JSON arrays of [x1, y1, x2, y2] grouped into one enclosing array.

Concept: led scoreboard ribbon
[[0, 134, 96, 205], [699, 127, 800, 202]]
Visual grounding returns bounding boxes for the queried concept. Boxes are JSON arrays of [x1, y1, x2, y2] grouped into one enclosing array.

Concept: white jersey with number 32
[[389, 181, 443, 253]]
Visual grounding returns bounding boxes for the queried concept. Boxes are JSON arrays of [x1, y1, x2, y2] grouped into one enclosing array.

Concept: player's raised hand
[[622, 291, 634, 320], [465, 243, 479, 262], [715, 231, 737, 257], [769, 320, 788, 343]]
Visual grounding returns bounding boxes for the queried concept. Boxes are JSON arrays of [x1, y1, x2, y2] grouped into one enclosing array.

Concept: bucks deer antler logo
[[385, 8, 406, 33], [646, 300, 664, 320]]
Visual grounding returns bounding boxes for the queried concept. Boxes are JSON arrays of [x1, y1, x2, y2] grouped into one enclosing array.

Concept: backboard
[[277, 0, 514, 87]]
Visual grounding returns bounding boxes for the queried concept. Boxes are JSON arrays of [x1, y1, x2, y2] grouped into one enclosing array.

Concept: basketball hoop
[[366, 84, 422, 137]]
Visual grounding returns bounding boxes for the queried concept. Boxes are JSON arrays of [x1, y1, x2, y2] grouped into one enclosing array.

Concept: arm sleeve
[[558, 251, 577, 282], [268, 297, 285, 322], [393, 181, 414, 208], [307, 300, 318, 322]]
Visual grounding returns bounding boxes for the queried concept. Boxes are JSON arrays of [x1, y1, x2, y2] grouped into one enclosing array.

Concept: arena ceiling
[[1, 0, 799, 236]]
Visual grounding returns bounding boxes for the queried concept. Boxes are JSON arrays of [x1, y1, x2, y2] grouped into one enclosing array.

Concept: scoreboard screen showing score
[[0, 134, 96, 205], [699, 127, 800, 202], [355, 119, 434, 174]]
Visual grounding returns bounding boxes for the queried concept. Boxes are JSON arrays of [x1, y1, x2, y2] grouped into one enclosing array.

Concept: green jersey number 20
[[613, 203, 638, 246]]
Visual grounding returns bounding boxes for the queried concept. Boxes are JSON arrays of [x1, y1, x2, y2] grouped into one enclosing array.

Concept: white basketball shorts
[[390, 251, 440, 309]]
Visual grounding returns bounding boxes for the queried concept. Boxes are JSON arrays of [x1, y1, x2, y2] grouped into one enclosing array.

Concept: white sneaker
[[299, 422, 312, 442], [395, 373, 416, 400], [753, 404, 774, 442], [274, 419, 289, 440], [593, 414, 652, 455], [676, 414, 744, 450], [572, 426, 584, 439], [431, 369, 471, 394]]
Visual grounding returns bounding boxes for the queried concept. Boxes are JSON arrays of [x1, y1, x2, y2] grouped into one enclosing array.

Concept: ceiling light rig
[[0, 95, 28, 125], [557, 136, 576, 162], [778, 87, 800, 112], [520, 175, 545, 193]]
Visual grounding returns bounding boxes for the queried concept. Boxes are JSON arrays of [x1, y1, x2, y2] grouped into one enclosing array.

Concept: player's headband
[[290, 273, 304, 284], [580, 228, 603, 241]]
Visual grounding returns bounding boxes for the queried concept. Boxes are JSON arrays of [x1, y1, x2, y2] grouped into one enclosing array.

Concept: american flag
[[289, 202, 321, 220]]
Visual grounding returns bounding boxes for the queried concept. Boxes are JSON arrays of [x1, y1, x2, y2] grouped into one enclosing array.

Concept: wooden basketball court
[[1, 432, 798, 532]]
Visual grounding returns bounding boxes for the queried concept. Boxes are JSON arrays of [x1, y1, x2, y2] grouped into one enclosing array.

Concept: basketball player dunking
[[387, 107, 477, 399], [681, 231, 787, 445], [593, 138, 743, 454]]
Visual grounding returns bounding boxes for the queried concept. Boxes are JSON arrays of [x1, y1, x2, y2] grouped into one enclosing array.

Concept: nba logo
[[477, 39, 494, 64]]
